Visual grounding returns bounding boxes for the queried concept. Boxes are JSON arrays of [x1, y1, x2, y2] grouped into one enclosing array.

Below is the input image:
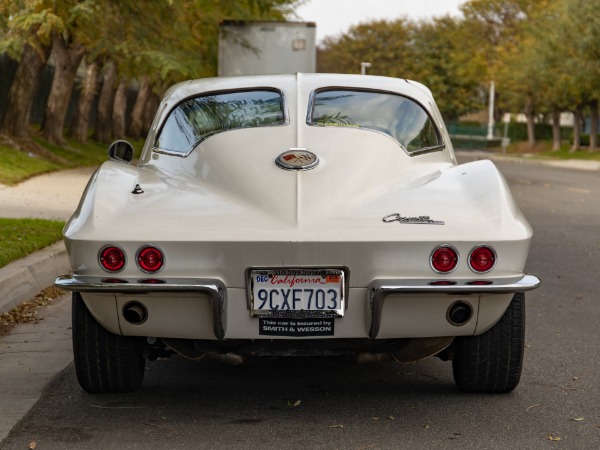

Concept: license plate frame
[[247, 267, 346, 318]]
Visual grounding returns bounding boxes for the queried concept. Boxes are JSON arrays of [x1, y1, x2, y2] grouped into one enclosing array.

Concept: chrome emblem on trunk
[[383, 213, 445, 225], [276, 148, 319, 170]]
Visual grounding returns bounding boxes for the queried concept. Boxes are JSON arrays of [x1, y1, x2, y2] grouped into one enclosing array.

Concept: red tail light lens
[[430, 245, 459, 273], [137, 246, 164, 273], [99, 246, 126, 272], [469, 246, 496, 273]]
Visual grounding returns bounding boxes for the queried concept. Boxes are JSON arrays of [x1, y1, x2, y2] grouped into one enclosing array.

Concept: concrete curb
[[0, 241, 70, 314]]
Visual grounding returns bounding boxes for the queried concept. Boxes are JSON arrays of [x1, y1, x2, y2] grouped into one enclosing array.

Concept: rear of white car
[[56, 74, 540, 394]]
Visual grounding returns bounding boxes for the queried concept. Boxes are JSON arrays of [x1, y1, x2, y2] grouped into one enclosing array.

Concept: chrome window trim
[[306, 86, 445, 157], [153, 87, 289, 158]]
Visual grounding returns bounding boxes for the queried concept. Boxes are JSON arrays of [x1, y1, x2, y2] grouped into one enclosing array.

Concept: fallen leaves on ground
[[0, 286, 65, 330]]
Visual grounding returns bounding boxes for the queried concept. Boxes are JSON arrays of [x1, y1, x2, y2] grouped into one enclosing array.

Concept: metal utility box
[[218, 20, 316, 76]]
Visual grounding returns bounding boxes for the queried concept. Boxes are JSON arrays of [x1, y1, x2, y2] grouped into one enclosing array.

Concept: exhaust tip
[[123, 301, 148, 325], [447, 301, 473, 326]]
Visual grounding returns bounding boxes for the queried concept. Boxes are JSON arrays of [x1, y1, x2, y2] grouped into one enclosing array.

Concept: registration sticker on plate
[[249, 268, 345, 318]]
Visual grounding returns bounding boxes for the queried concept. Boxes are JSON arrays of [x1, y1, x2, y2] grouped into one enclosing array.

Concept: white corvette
[[55, 74, 540, 393]]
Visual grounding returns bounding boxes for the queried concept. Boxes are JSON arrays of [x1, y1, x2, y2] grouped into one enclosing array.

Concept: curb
[[0, 241, 70, 314]]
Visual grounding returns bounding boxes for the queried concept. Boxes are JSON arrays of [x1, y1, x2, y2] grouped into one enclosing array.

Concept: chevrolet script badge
[[276, 148, 319, 170], [382, 213, 445, 225]]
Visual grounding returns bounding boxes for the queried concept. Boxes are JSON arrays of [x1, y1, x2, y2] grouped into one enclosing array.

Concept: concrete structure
[[218, 21, 316, 76]]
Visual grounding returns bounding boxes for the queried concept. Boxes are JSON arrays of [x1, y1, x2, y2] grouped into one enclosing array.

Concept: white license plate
[[249, 268, 345, 318]]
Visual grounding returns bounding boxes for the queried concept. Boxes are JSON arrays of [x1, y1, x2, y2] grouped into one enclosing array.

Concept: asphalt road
[[1, 156, 599, 449]]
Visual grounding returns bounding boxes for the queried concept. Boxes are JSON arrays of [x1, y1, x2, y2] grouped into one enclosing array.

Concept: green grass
[[0, 135, 144, 269], [0, 145, 60, 185], [539, 148, 600, 161], [0, 218, 65, 268], [0, 135, 145, 185]]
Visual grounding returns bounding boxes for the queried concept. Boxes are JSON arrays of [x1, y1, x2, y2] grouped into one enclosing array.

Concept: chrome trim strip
[[54, 275, 227, 340], [367, 274, 541, 339]]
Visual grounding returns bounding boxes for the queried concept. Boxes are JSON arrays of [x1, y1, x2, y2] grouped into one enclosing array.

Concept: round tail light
[[430, 245, 459, 273], [469, 245, 496, 273], [137, 246, 164, 273], [99, 246, 126, 272]]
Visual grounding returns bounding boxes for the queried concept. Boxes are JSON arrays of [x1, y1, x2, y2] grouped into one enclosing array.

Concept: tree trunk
[[524, 97, 536, 148], [128, 76, 150, 138], [40, 33, 86, 145], [589, 101, 598, 151], [551, 109, 561, 151], [0, 43, 50, 138], [112, 80, 128, 140], [93, 62, 117, 144], [69, 61, 100, 142], [571, 106, 582, 152]]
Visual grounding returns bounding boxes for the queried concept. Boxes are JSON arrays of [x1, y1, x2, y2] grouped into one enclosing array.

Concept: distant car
[[55, 74, 540, 394]]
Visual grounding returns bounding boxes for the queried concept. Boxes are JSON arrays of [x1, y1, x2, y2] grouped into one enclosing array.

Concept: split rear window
[[155, 89, 285, 155], [309, 89, 443, 154]]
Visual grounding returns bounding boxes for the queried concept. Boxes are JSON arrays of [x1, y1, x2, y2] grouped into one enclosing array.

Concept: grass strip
[[0, 218, 65, 268]]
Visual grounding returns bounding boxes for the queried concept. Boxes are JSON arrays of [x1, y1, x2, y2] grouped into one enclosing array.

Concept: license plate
[[249, 268, 345, 318]]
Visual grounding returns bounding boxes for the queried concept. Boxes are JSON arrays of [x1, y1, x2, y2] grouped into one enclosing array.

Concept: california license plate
[[249, 268, 345, 318]]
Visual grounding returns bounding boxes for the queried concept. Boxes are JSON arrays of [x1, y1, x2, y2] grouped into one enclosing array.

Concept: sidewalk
[[0, 169, 91, 443], [0, 167, 94, 314]]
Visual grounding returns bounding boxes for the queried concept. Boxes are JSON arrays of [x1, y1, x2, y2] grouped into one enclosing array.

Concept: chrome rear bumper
[[367, 274, 540, 338]]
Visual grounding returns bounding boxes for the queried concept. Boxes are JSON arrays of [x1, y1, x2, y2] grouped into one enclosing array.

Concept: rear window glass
[[155, 89, 285, 155], [309, 89, 442, 154]]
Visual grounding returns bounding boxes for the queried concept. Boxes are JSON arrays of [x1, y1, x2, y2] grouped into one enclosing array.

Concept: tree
[[0, 0, 55, 140], [318, 19, 414, 77], [409, 16, 486, 120], [0, 0, 304, 145], [69, 60, 99, 142], [40, 31, 87, 144], [93, 61, 116, 143]]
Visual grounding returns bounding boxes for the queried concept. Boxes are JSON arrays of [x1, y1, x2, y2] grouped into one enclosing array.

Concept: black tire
[[72, 292, 146, 393], [452, 292, 525, 393]]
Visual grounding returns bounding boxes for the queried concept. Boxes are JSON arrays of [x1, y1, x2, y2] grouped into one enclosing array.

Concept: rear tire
[[72, 292, 146, 393], [452, 292, 525, 393]]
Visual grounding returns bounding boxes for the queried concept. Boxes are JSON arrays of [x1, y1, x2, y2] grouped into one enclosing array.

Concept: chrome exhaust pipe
[[122, 301, 148, 325], [447, 301, 473, 326]]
